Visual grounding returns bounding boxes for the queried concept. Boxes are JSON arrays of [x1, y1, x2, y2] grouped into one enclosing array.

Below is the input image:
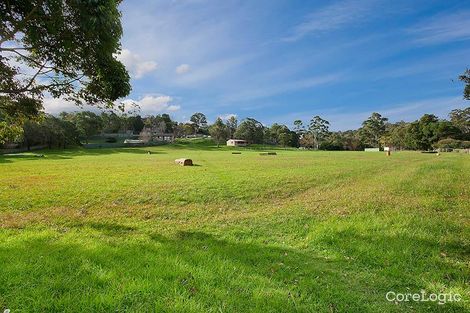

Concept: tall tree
[[293, 120, 306, 136], [360, 112, 388, 148], [449, 107, 470, 139], [209, 117, 228, 147], [234, 118, 264, 144], [190, 112, 207, 134], [0, 0, 131, 142], [459, 69, 470, 100], [72, 111, 102, 144], [226, 115, 238, 139], [128, 115, 144, 134], [309, 116, 330, 150], [101, 112, 123, 133]]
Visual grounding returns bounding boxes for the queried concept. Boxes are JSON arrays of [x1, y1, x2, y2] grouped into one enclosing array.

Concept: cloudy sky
[[45, 0, 470, 130]]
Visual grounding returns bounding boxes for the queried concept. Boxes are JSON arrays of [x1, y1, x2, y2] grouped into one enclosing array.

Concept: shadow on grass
[[0, 222, 467, 312], [0, 147, 167, 163]]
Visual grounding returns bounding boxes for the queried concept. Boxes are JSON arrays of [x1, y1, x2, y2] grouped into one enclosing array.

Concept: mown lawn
[[0, 144, 468, 312]]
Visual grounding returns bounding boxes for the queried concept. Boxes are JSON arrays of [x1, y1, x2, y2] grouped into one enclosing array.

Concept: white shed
[[226, 139, 248, 147]]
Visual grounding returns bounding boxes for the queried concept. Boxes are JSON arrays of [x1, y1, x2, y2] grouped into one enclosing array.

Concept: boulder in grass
[[175, 158, 193, 166]]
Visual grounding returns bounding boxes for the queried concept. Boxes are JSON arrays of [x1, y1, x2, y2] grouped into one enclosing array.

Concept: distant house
[[123, 139, 145, 146], [226, 139, 248, 147]]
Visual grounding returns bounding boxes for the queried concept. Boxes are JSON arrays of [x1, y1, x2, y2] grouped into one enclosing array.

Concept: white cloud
[[218, 113, 237, 120], [283, 0, 376, 42], [409, 10, 470, 45], [42, 97, 100, 114], [122, 95, 181, 115], [42, 95, 181, 116], [175, 64, 191, 74], [115, 49, 158, 79]]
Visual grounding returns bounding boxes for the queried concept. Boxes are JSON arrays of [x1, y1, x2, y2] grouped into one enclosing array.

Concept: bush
[[434, 138, 470, 149], [105, 137, 117, 143]]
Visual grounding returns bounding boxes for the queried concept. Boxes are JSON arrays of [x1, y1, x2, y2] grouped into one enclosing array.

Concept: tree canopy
[[360, 112, 388, 148], [0, 0, 131, 143], [209, 117, 228, 147], [233, 118, 264, 144], [460, 69, 470, 100]]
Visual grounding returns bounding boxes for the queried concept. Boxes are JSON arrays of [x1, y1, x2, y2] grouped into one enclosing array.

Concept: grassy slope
[[0, 144, 468, 312]]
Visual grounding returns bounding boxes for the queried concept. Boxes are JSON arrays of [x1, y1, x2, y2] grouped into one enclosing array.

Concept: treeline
[[5, 107, 469, 151], [208, 108, 470, 150]]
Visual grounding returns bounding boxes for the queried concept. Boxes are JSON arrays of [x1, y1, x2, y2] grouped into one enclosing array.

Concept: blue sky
[[46, 0, 470, 130]]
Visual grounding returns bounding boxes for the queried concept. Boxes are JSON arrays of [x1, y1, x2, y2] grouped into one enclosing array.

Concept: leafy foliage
[[209, 117, 228, 147], [190, 112, 208, 134], [233, 118, 264, 144], [359, 112, 388, 148], [308, 115, 330, 149], [459, 69, 470, 100], [0, 0, 130, 141]]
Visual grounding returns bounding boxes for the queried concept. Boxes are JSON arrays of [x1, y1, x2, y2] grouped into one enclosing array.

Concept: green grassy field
[[0, 143, 469, 312]]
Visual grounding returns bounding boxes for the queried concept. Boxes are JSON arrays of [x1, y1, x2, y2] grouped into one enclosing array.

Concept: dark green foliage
[[234, 118, 264, 144], [459, 69, 470, 100], [190, 112, 208, 134], [0, 0, 130, 141], [449, 107, 470, 139], [225, 115, 238, 138], [309, 115, 330, 149], [265, 123, 298, 147], [209, 117, 228, 147], [434, 138, 470, 149], [128, 115, 144, 134], [359, 112, 388, 148], [22, 115, 80, 149]]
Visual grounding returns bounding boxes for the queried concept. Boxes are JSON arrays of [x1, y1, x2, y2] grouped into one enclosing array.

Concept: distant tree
[[382, 121, 410, 150], [128, 115, 144, 133], [299, 133, 315, 149], [177, 123, 195, 137], [72, 111, 102, 144], [0, 0, 131, 142], [449, 107, 470, 139], [161, 114, 176, 133], [209, 118, 228, 147], [293, 120, 306, 136], [402, 114, 461, 150], [190, 113, 208, 134], [321, 132, 344, 150], [234, 118, 264, 144], [226, 116, 238, 138], [360, 112, 388, 148], [101, 112, 123, 133], [459, 69, 470, 100], [309, 116, 330, 149], [22, 120, 44, 150], [266, 124, 297, 147]]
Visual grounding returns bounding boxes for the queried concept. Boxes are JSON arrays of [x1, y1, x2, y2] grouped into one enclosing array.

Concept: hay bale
[[175, 158, 193, 166]]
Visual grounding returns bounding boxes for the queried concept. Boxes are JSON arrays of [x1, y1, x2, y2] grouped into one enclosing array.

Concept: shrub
[[434, 138, 470, 149], [105, 137, 117, 143]]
